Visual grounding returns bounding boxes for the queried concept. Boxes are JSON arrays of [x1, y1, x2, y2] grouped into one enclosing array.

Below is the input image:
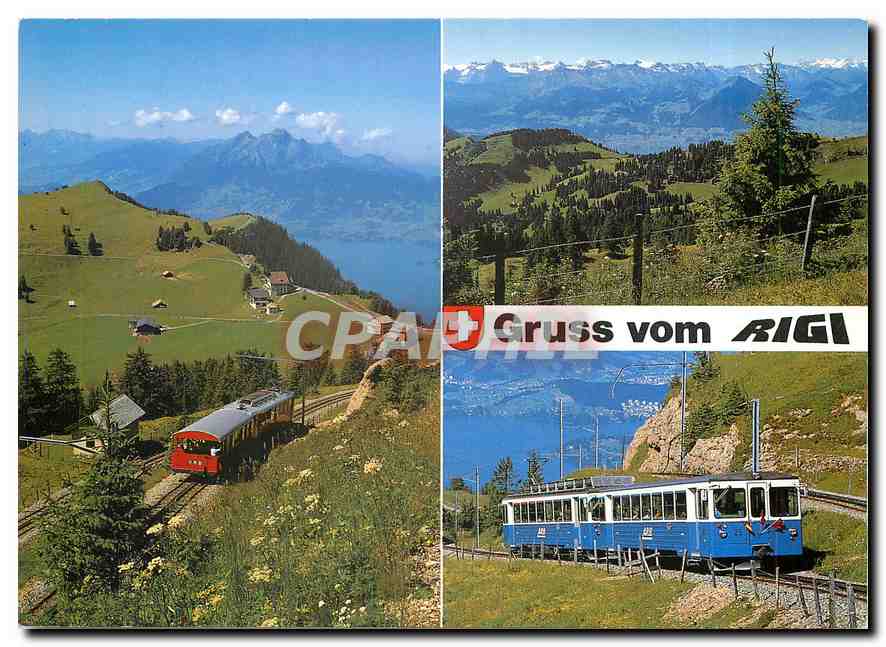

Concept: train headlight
[[789, 528, 798, 540], [719, 530, 728, 539]]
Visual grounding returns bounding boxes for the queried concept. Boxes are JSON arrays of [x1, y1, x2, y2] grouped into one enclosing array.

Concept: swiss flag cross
[[442, 306, 484, 351]]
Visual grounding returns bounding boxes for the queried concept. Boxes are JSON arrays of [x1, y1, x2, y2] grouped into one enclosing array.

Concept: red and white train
[[170, 389, 295, 478]]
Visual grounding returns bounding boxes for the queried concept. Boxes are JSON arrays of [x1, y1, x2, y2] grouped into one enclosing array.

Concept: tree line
[[18, 345, 374, 439]]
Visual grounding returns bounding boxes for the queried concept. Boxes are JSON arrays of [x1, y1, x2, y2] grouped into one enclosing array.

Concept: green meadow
[[19, 182, 358, 385]]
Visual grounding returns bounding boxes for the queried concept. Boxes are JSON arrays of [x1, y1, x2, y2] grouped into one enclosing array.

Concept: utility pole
[[594, 413, 599, 470], [680, 351, 687, 472], [454, 490, 459, 547], [559, 399, 565, 480], [578, 445, 583, 472], [475, 465, 481, 550]]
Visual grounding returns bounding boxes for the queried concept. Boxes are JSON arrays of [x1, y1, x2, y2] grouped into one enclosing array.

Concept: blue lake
[[300, 237, 440, 321]]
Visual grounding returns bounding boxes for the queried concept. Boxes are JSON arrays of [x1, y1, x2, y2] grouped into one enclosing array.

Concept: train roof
[[502, 472, 798, 502], [173, 389, 294, 442]]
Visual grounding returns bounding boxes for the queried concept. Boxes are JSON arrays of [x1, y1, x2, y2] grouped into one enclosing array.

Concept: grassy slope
[[802, 510, 868, 582], [208, 213, 257, 231], [457, 132, 626, 215], [443, 559, 776, 629], [180, 372, 440, 627], [685, 353, 867, 480], [19, 182, 352, 385]]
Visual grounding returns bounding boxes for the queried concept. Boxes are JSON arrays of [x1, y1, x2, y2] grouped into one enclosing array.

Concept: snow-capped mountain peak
[[798, 57, 867, 69]]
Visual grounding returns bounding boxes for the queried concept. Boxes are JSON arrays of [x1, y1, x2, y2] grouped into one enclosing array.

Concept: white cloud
[[360, 127, 393, 142], [215, 107, 243, 126], [294, 111, 341, 138], [133, 107, 196, 128], [274, 101, 295, 116]]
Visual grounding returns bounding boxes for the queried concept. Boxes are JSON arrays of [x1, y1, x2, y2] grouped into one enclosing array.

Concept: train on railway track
[[500, 472, 803, 567], [170, 388, 296, 478]]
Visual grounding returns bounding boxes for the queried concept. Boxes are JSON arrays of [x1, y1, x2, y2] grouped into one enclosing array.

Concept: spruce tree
[[717, 48, 819, 236], [526, 450, 544, 486], [39, 388, 148, 595], [43, 348, 83, 434], [19, 351, 46, 436], [119, 348, 157, 416]]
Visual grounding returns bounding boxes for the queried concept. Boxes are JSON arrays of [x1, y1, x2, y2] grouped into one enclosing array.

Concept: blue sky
[[443, 19, 868, 67], [20, 20, 441, 167]]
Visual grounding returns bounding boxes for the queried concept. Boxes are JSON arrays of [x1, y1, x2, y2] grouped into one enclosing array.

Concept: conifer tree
[[40, 387, 148, 595], [43, 348, 83, 433], [19, 351, 46, 436], [718, 48, 819, 236]]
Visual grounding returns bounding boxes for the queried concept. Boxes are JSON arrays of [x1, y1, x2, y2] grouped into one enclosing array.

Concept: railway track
[[18, 390, 353, 542], [443, 544, 867, 604], [802, 487, 867, 514], [18, 451, 169, 541], [20, 389, 355, 619]]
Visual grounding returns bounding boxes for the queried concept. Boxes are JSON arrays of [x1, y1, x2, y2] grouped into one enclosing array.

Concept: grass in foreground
[[29, 363, 439, 628], [802, 510, 868, 583], [443, 558, 790, 629]]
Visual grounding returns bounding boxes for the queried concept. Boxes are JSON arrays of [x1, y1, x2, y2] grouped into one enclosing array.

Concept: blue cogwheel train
[[500, 472, 803, 567]]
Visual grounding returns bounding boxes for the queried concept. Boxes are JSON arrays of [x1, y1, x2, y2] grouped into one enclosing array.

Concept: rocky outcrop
[[345, 357, 394, 416], [623, 395, 739, 474]]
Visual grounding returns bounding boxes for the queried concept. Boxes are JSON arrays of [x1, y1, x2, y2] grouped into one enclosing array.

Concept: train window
[[563, 500, 572, 522], [769, 487, 799, 517], [527, 502, 536, 523], [553, 500, 562, 522], [713, 487, 747, 519], [695, 489, 708, 520], [591, 497, 606, 522], [579, 498, 589, 522], [514, 504, 521, 523], [663, 491, 675, 520], [522, 503, 529, 523], [750, 487, 766, 519], [675, 491, 687, 520], [545, 501, 554, 522], [630, 495, 641, 521], [613, 497, 622, 521], [652, 493, 664, 520], [640, 494, 652, 520]]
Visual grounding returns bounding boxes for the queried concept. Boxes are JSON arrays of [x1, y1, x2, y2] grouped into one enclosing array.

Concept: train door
[[748, 483, 770, 556], [693, 487, 710, 557], [710, 485, 750, 558]]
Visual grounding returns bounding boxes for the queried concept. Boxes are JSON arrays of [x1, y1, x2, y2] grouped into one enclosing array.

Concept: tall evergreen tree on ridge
[[717, 48, 819, 236]]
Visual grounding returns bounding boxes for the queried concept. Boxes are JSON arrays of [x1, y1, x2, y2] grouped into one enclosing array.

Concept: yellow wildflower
[[250, 535, 265, 547], [363, 458, 383, 474], [118, 561, 135, 573], [260, 617, 280, 628], [168, 515, 186, 530], [208, 594, 224, 608], [146, 523, 164, 536], [248, 566, 273, 583], [192, 606, 207, 623]]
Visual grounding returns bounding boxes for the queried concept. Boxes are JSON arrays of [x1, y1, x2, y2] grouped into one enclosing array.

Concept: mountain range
[[19, 128, 440, 243], [444, 58, 868, 153]]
